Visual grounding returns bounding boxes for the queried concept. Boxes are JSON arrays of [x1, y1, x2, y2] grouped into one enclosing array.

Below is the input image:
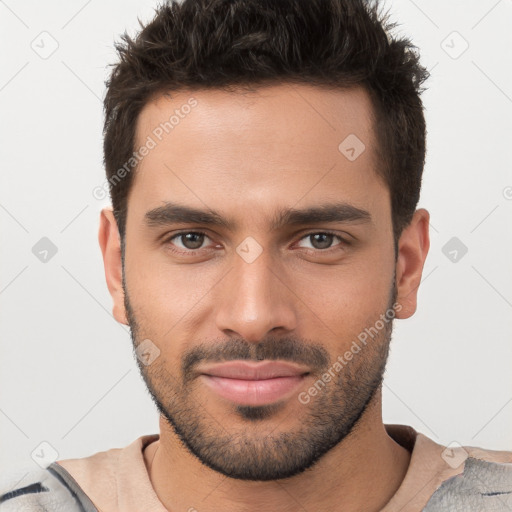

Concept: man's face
[[121, 84, 399, 480]]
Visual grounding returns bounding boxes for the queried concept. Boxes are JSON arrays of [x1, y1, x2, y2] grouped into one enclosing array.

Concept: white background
[[0, 0, 511, 474]]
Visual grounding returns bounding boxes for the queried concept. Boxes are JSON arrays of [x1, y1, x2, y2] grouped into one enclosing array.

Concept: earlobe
[[394, 209, 430, 319], [98, 207, 129, 325]]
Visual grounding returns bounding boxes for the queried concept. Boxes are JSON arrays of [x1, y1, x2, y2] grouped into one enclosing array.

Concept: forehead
[[129, 83, 388, 228], [135, 83, 377, 159]]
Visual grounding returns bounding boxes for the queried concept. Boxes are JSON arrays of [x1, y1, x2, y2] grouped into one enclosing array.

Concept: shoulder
[[0, 463, 98, 512], [0, 434, 158, 512], [424, 446, 512, 511]]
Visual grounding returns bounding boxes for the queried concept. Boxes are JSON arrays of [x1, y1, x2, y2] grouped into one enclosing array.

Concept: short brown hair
[[103, 0, 429, 244]]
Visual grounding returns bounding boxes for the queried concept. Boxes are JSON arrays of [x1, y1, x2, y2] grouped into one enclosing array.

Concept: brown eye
[[297, 232, 343, 251], [310, 233, 335, 250], [170, 232, 209, 251]]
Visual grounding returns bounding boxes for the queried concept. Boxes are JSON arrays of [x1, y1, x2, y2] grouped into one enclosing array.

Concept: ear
[[395, 208, 430, 319], [98, 207, 128, 325]]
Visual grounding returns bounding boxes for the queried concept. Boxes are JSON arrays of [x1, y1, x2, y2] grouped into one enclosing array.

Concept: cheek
[[126, 244, 213, 314], [124, 254, 220, 355], [292, 253, 394, 322]]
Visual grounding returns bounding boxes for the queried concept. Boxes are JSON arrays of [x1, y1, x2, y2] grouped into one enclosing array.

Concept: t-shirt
[[1, 424, 512, 511]]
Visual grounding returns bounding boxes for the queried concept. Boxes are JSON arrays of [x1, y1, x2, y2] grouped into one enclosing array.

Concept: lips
[[198, 361, 310, 406], [199, 360, 310, 380]]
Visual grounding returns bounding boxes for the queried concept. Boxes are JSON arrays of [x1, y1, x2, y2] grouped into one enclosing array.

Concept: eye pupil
[[182, 233, 204, 250], [310, 233, 333, 250]]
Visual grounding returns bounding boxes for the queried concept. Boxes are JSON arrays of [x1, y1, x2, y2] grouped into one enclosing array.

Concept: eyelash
[[163, 230, 349, 256]]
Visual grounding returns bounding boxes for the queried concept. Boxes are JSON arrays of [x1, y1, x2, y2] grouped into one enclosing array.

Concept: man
[[1, 0, 511, 510]]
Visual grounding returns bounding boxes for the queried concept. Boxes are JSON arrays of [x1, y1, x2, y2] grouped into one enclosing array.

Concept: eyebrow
[[144, 201, 372, 231]]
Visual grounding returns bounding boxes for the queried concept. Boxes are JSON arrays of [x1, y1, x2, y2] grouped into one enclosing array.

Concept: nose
[[214, 246, 298, 343]]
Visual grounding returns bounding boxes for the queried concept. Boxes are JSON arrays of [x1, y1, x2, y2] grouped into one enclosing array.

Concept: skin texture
[[98, 83, 430, 512]]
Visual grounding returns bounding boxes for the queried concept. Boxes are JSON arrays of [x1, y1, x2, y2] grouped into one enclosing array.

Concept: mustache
[[182, 336, 330, 382]]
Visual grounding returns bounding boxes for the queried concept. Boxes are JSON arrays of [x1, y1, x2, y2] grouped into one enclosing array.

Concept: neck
[[145, 389, 411, 512]]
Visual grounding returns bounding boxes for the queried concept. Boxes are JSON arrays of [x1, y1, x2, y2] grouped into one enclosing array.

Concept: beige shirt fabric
[[56, 424, 512, 512]]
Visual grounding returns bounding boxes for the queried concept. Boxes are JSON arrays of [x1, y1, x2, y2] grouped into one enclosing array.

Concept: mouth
[[198, 361, 311, 406]]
